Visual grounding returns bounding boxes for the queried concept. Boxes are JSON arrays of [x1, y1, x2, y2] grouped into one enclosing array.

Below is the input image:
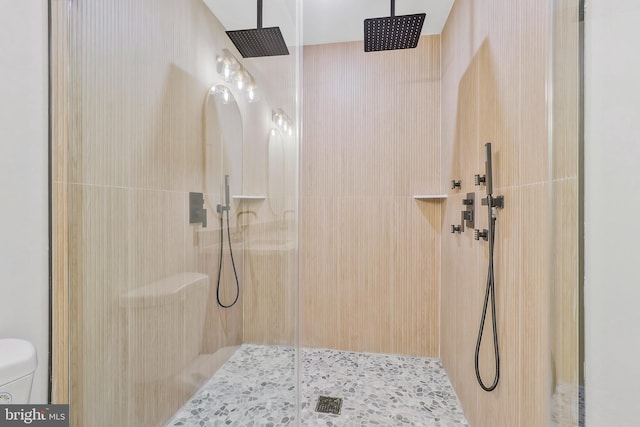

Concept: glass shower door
[[58, 0, 301, 425]]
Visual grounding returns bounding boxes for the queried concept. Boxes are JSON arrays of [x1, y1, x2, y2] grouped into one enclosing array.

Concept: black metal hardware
[[225, 0, 290, 58], [474, 174, 486, 186], [189, 192, 207, 227], [316, 396, 343, 415], [451, 180, 462, 190], [451, 224, 462, 234], [481, 195, 505, 209], [494, 196, 505, 209], [363, 0, 426, 53], [462, 192, 475, 229], [474, 229, 488, 241]]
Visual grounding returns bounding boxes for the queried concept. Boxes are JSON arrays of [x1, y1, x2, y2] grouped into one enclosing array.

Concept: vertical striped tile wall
[[441, 0, 579, 426], [301, 37, 442, 357]]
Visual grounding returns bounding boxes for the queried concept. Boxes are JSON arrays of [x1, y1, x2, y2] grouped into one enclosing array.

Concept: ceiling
[[204, 0, 455, 47]]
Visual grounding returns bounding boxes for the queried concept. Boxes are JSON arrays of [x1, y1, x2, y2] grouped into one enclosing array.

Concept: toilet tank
[[0, 339, 37, 404], [120, 272, 209, 382]]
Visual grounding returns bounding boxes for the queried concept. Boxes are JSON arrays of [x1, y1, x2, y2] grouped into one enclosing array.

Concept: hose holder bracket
[[481, 195, 505, 209]]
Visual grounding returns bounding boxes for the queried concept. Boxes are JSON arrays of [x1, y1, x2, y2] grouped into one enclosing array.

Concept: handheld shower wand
[[485, 143, 493, 196], [217, 175, 231, 214], [224, 174, 231, 208], [216, 174, 240, 308], [474, 143, 504, 392]]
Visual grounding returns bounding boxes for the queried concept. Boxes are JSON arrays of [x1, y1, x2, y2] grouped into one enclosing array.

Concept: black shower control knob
[[474, 229, 488, 241], [451, 180, 462, 190], [474, 174, 486, 186], [451, 225, 462, 234]]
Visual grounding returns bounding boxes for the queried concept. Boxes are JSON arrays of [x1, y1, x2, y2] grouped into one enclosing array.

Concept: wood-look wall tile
[[68, 184, 130, 426], [442, 2, 458, 76], [441, 191, 482, 417], [475, 187, 521, 427], [456, 200, 483, 420], [391, 39, 441, 198], [441, 8, 485, 417], [301, 38, 442, 356], [441, 57, 459, 193], [440, 196, 461, 376], [51, 0, 68, 186], [551, 0, 580, 181], [128, 189, 186, 288], [301, 44, 350, 199], [336, 197, 394, 353], [520, 183, 551, 427], [244, 239, 297, 346], [300, 196, 343, 350], [389, 198, 440, 356], [550, 178, 579, 426], [520, 0, 550, 185], [478, 0, 522, 190], [456, 57, 481, 191], [453, 0, 479, 82], [239, 100, 269, 198]]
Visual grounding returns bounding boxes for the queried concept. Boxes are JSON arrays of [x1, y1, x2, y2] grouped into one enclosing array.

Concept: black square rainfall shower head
[[225, 0, 289, 58], [364, 0, 426, 52], [226, 27, 289, 58]]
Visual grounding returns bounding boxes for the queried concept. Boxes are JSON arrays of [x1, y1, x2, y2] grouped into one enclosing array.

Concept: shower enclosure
[[50, 0, 582, 425]]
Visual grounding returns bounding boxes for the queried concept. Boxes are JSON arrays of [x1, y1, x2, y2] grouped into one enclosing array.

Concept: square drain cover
[[315, 396, 343, 415]]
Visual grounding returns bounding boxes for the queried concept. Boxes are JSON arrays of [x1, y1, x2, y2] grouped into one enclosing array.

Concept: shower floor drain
[[315, 396, 343, 415]]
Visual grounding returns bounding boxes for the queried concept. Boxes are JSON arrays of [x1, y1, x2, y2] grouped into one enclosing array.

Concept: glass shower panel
[[549, 0, 582, 425], [64, 0, 300, 425]]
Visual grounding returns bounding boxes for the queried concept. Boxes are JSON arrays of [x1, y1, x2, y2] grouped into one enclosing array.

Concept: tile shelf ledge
[[232, 195, 266, 200], [413, 195, 448, 200]]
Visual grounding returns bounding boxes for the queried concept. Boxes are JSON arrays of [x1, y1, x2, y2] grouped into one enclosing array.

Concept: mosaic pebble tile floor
[[167, 344, 469, 426]]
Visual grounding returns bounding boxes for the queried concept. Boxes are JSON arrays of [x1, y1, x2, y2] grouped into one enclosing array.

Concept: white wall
[[585, 1, 640, 424], [0, 0, 49, 403]]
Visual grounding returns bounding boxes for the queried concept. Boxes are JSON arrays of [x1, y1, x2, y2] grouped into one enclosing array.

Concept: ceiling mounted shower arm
[[257, 0, 263, 29], [391, 0, 395, 17]]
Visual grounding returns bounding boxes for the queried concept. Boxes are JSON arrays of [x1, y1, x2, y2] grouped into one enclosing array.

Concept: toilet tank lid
[[0, 339, 37, 385]]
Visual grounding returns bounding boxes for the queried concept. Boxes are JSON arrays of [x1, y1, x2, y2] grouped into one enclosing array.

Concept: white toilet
[[0, 339, 37, 404]]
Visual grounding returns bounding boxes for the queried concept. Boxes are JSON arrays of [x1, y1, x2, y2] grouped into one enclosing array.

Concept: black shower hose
[[216, 208, 240, 308], [474, 212, 500, 392]]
